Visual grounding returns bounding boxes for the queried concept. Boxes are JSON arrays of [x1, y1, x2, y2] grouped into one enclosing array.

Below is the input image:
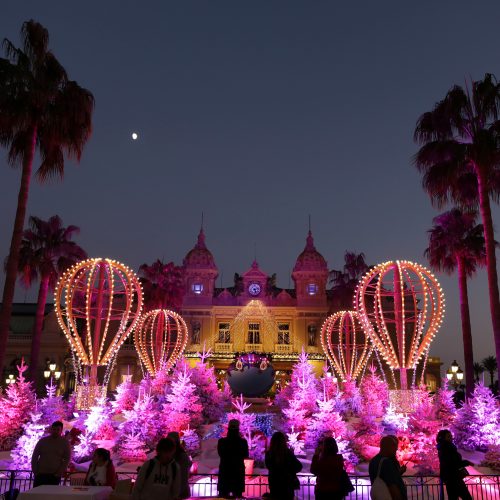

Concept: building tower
[[292, 230, 328, 308], [183, 227, 218, 307]]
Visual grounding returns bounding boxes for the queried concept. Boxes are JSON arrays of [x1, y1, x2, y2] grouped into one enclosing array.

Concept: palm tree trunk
[[28, 275, 50, 383], [476, 169, 500, 383], [457, 258, 474, 397], [0, 126, 38, 374]]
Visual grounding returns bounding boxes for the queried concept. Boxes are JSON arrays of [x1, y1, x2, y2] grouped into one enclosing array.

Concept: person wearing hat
[[217, 419, 249, 498]]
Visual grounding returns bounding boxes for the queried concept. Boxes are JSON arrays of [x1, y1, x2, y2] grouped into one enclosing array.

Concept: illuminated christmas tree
[[119, 431, 148, 462], [84, 396, 115, 440], [121, 391, 159, 447], [40, 380, 67, 424], [453, 382, 500, 450], [11, 408, 46, 469], [340, 378, 362, 417], [0, 359, 35, 449], [111, 377, 138, 414], [433, 379, 456, 426], [73, 431, 96, 462], [161, 366, 202, 433], [190, 351, 230, 422], [360, 365, 389, 418], [306, 397, 347, 448], [281, 350, 319, 432]]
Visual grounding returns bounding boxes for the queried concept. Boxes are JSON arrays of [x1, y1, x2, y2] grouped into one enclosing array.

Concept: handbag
[[341, 469, 355, 495], [370, 458, 392, 500]]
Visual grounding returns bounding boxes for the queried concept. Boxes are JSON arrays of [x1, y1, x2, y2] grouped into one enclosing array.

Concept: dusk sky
[[1, 2, 500, 371]]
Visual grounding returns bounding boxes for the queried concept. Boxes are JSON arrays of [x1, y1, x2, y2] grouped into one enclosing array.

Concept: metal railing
[[0, 470, 497, 499]]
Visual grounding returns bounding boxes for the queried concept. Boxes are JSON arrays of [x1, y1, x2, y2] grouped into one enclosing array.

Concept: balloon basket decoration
[[134, 309, 189, 376], [320, 310, 372, 383], [75, 384, 107, 411], [355, 260, 444, 390], [55, 258, 143, 410]]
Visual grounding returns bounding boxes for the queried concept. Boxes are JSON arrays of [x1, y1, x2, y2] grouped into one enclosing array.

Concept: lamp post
[[4, 374, 14, 386], [44, 361, 61, 385], [446, 360, 464, 390]]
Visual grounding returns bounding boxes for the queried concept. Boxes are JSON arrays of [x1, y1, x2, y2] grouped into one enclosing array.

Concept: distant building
[[3, 228, 442, 393]]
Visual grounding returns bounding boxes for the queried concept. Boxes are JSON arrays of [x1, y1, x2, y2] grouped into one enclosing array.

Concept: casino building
[[3, 228, 442, 394]]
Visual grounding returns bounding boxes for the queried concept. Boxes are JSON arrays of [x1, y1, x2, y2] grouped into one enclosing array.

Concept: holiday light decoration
[[354, 260, 444, 390], [54, 258, 143, 408], [320, 311, 372, 382], [134, 309, 188, 376]]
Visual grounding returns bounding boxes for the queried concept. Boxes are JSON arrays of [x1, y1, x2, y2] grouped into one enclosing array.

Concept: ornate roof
[[293, 231, 327, 273], [183, 228, 217, 270]]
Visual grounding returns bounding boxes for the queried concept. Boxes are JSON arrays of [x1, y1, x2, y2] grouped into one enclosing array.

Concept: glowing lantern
[[320, 310, 372, 382], [54, 258, 143, 407], [134, 309, 188, 376], [354, 260, 444, 390]]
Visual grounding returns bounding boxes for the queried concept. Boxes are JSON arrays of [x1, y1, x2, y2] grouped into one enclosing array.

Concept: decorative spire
[[305, 230, 315, 251], [196, 227, 206, 248]]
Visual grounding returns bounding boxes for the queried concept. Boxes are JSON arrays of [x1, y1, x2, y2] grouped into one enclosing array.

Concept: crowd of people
[[30, 419, 475, 500]]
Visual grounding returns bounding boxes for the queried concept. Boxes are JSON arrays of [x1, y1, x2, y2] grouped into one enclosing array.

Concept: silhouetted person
[[265, 431, 302, 499], [85, 448, 116, 488], [369, 435, 407, 500], [436, 430, 473, 500], [133, 438, 180, 500], [167, 431, 192, 499], [217, 419, 249, 498], [31, 421, 71, 487], [310, 437, 346, 500]]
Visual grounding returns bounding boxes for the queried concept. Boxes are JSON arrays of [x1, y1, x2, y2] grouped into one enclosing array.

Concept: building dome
[[183, 228, 217, 270], [293, 231, 327, 272]]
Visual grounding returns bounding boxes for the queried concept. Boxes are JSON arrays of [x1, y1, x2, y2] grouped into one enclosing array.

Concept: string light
[[320, 310, 371, 382], [354, 260, 444, 389], [134, 309, 188, 376]]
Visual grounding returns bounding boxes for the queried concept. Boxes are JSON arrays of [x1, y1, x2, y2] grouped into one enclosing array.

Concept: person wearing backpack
[[369, 436, 407, 500], [132, 438, 180, 500]]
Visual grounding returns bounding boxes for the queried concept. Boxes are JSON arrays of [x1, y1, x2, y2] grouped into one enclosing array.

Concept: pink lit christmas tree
[[73, 430, 96, 462], [0, 359, 35, 449], [11, 408, 46, 469], [161, 366, 202, 433], [340, 378, 362, 417], [119, 431, 148, 463], [453, 382, 500, 450], [433, 379, 456, 426], [190, 348, 231, 422], [84, 396, 115, 440], [360, 365, 389, 418], [120, 391, 158, 448], [111, 376, 138, 414], [280, 349, 319, 433], [306, 397, 347, 448], [40, 380, 67, 424]]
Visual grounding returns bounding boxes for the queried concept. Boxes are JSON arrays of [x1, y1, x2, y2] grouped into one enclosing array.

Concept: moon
[[131, 132, 138, 140]]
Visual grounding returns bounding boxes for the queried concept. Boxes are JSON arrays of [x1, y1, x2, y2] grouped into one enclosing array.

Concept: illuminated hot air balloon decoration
[[320, 310, 372, 383], [55, 258, 143, 409], [134, 309, 188, 376], [354, 260, 444, 392]]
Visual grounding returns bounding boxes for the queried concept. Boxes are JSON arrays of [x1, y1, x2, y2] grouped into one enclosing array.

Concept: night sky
[[2, 2, 500, 372]]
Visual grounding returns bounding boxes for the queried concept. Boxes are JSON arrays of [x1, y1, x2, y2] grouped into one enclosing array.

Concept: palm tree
[[138, 260, 185, 311], [482, 355, 498, 387], [473, 361, 485, 383], [414, 74, 500, 382], [0, 20, 94, 372], [17, 215, 87, 380], [425, 209, 485, 396], [329, 251, 370, 311]]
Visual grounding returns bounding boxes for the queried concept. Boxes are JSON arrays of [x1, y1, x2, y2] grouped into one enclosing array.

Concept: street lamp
[[447, 361, 464, 390]]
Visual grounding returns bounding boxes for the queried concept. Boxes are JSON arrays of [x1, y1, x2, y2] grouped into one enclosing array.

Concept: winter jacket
[[437, 441, 470, 482]]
